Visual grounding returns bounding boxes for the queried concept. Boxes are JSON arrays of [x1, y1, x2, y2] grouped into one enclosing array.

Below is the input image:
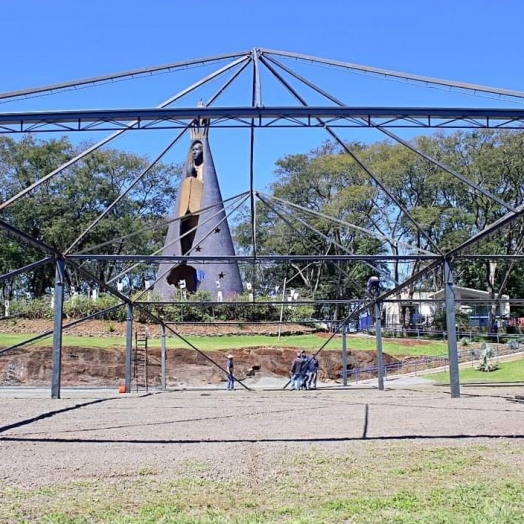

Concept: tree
[[235, 129, 524, 324], [234, 141, 387, 320], [0, 135, 182, 299]]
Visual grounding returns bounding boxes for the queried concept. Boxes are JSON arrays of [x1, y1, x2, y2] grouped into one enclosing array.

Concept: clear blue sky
[[2, 0, 524, 198]]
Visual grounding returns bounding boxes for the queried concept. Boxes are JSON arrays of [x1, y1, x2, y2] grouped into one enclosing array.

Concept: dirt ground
[[2, 320, 523, 521], [0, 384, 523, 493], [0, 318, 318, 338]]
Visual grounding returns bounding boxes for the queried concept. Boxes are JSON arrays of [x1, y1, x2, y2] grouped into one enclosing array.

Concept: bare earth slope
[[0, 319, 428, 388]]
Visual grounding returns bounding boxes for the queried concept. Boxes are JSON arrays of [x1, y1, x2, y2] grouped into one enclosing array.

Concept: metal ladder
[[133, 330, 149, 392]]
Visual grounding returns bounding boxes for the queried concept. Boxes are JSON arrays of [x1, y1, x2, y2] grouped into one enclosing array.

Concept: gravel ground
[[1, 382, 523, 491]]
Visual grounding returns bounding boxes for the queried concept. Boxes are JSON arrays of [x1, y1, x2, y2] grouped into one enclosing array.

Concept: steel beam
[[444, 259, 460, 398], [264, 56, 517, 214], [261, 48, 524, 101], [51, 258, 65, 399], [0, 51, 249, 101], [264, 193, 437, 256], [341, 325, 348, 386], [0, 56, 250, 211], [0, 304, 123, 357], [67, 254, 439, 262], [161, 324, 167, 390], [0, 257, 52, 283], [374, 301, 385, 391], [1, 107, 524, 133], [125, 303, 133, 393]]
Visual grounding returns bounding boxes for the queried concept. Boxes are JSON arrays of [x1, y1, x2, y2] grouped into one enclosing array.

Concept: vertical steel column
[[444, 259, 461, 398], [375, 301, 384, 390], [51, 258, 65, 399], [277, 277, 287, 341], [161, 324, 166, 390], [125, 302, 133, 393], [341, 324, 348, 386]]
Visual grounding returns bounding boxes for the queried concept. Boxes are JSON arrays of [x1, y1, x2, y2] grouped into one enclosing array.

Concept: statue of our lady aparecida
[[155, 109, 243, 300]]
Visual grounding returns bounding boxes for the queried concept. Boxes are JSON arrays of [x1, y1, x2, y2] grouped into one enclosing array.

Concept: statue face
[[191, 142, 203, 163]]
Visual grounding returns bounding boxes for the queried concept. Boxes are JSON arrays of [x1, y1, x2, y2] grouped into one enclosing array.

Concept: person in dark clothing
[[306, 355, 319, 390], [366, 275, 380, 298], [290, 352, 303, 390], [299, 350, 310, 389], [490, 321, 499, 342], [226, 354, 235, 390]]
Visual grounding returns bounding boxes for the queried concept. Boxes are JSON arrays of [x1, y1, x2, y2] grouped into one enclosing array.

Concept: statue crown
[[190, 100, 209, 139]]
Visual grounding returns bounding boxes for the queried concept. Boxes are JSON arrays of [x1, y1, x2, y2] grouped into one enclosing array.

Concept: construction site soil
[[0, 319, 434, 388]]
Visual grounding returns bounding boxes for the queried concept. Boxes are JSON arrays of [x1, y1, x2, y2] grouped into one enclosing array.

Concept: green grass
[[0, 332, 449, 356], [430, 357, 524, 383], [0, 333, 125, 350], [2, 442, 523, 523]]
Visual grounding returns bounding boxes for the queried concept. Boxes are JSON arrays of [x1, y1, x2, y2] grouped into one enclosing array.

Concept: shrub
[[475, 343, 499, 372], [6, 290, 315, 325], [507, 339, 520, 351], [9, 297, 53, 320]]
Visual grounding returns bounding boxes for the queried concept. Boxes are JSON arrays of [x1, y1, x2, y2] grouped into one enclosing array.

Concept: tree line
[[233, 130, 524, 321], [0, 135, 181, 301], [1, 130, 524, 323]]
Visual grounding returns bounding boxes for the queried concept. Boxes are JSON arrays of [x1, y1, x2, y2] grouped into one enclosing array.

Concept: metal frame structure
[[1, 48, 524, 399]]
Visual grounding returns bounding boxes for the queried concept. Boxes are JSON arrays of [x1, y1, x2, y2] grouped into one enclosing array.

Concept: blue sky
[[2, 0, 524, 199]]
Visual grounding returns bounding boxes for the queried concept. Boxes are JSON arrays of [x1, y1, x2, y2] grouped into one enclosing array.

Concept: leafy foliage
[[6, 291, 315, 323], [474, 342, 500, 372], [4, 129, 524, 328], [234, 130, 524, 322], [0, 135, 182, 300]]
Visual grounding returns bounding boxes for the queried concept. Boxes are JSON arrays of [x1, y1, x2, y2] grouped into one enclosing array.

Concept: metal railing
[[346, 340, 524, 383]]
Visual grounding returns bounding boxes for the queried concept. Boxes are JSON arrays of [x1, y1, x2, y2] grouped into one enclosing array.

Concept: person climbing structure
[[366, 275, 380, 299]]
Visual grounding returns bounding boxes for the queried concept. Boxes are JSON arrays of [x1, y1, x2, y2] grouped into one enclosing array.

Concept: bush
[[9, 297, 54, 320], [507, 340, 520, 351], [6, 290, 315, 325], [475, 343, 500, 372], [63, 294, 126, 321], [432, 309, 470, 331]]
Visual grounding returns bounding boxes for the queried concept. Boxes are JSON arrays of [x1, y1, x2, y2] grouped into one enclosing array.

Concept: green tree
[[0, 135, 182, 299], [234, 141, 387, 320]]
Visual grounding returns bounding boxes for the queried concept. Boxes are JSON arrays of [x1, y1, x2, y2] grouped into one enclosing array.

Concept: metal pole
[[261, 48, 524, 101], [0, 51, 249, 101], [277, 277, 287, 341], [0, 56, 250, 212], [125, 303, 133, 393], [145, 336, 148, 393], [161, 324, 167, 390], [342, 324, 348, 386], [375, 301, 384, 391], [51, 258, 65, 399], [444, 259, 461, 398]]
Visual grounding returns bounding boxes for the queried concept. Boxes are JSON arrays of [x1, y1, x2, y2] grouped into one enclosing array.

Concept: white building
[[382, 286, 510, 328]]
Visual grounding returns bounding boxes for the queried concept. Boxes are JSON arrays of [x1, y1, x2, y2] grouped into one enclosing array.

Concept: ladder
[[133, 330, 149, 392]]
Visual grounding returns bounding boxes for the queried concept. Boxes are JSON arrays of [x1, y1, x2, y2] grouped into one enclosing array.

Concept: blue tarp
[[359, 315, 373, 330]]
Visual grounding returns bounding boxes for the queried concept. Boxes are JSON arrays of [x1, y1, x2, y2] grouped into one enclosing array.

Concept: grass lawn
[[0, 332, 449, 357], [430, 356, 524, 384], [2, 442, 523, 523]]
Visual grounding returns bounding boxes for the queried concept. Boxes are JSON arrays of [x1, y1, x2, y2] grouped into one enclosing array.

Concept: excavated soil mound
[[0, 319, 316, 337], [0, 345, 400, 388], [0, 319, 403, 387]]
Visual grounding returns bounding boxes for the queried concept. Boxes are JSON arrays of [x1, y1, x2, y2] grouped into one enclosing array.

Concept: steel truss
[[1, 48, 524, 399], [2, 107, 524, 133]]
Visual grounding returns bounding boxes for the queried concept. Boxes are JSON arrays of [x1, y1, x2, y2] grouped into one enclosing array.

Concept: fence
[[347, 340, 524, 383]]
